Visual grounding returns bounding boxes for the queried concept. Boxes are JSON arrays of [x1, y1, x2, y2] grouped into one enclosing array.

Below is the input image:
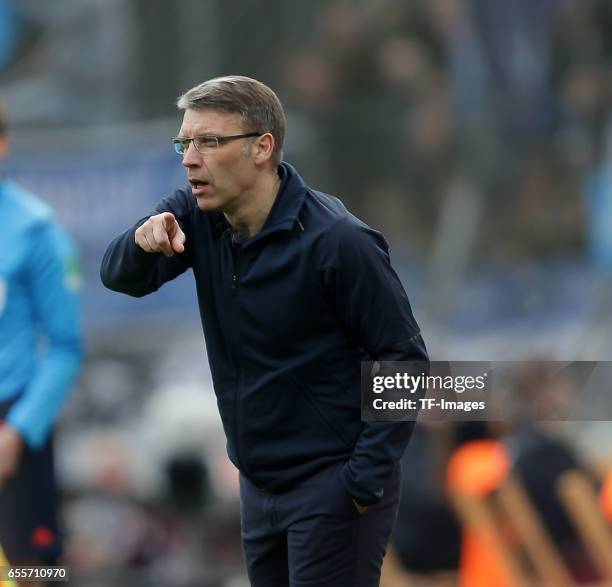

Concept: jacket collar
[[210, 161, 309, 244]]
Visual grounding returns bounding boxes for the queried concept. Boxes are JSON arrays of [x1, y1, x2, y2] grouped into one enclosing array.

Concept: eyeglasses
[[172, 132, 262, 155]]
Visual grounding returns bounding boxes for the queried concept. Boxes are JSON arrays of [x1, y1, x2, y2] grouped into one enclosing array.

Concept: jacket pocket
[[294, 378, 354, 450]]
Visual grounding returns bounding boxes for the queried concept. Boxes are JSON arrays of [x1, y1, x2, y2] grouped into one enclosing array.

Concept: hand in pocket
[[352, 498, 368, 515]]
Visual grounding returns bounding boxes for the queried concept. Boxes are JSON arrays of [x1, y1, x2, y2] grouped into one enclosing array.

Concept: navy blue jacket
[[100, 162, 428, 505]]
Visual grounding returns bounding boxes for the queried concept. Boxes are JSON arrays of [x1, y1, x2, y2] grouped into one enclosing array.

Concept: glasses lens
[[173, 139, 187, 155], [172, 136, 221, 155], [193, 136, 218, 153]]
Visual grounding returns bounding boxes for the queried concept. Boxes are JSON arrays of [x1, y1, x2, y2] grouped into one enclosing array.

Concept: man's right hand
[[0, 423, 24, 491], [135, 212, 186, 256]]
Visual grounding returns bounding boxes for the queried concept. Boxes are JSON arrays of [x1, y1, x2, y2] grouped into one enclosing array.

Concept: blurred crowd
[[280, 0, 612, 262], [1, 0, 612, 263]]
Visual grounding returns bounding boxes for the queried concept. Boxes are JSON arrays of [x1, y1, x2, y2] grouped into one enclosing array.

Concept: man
[[101, 75, 427, 586], [0, 102, 83, 585]]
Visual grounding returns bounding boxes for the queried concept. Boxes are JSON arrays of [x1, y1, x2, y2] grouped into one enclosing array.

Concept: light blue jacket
[[0, 180, 83, 448]]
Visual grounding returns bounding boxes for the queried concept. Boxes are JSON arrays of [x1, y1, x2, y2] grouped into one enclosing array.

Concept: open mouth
[[189, 180, 210, 195]]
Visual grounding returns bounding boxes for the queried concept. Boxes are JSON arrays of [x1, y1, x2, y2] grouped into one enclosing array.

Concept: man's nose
[[181, 141, 202, 168]]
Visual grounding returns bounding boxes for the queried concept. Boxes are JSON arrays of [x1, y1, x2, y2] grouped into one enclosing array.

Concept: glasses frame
[[172, 132, 263, 155]]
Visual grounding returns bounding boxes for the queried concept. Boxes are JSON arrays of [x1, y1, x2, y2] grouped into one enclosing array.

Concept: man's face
[[178, 108, 258, 213]]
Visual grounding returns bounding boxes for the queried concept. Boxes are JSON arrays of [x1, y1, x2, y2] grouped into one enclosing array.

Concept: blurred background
[[2, 0, 612, 585]]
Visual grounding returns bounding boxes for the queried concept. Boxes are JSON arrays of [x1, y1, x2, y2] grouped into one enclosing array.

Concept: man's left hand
[[352, 498, 368, 515], [0, 423, 24, 490]]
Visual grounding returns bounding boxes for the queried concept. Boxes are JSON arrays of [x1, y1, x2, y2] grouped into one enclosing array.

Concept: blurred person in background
[[101, 75, 428, 587], [441, 369, 600, 586], [381, 422, 461, 587], [0, 100, 83, 585]]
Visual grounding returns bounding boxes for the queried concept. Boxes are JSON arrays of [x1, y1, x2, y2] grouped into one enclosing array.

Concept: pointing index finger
[[152, 220, 173, 256], [161, 212, 176, 232]]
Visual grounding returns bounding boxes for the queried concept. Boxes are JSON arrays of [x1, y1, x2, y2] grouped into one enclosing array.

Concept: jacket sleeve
[[100, 188, 193, 297], [6, 221, 84, 449], [322, 218, 429, 506]]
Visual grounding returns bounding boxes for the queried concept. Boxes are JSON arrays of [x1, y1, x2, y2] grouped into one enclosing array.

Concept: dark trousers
[[0, 397, 61, 561], [239, 461, 401, 587]]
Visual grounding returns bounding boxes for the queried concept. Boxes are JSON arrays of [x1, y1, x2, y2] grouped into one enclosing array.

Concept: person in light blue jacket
[[0, 101, 83, 572]]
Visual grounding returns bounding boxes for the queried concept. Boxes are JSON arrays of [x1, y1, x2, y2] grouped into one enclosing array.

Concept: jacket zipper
[[229, 250, 251, 479]]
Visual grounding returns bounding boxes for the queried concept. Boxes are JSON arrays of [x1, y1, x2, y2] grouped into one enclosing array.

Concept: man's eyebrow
[[177, 128, 222, 137]]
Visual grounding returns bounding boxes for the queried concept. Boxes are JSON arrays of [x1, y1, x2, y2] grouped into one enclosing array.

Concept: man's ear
[[252, 132, 275, 166]]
